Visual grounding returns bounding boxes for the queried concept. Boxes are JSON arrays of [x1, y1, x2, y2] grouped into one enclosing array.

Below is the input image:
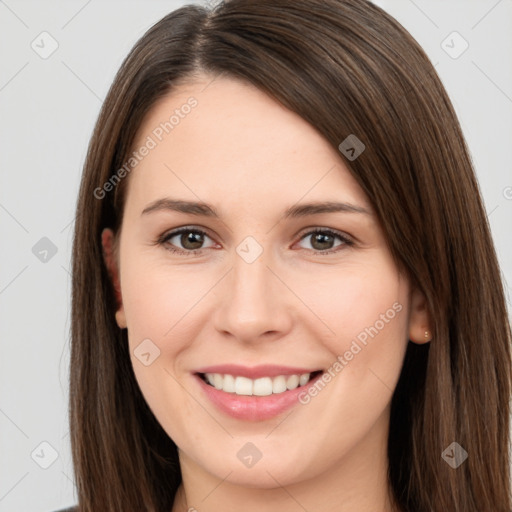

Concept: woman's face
[[103, 74, 428, 489]]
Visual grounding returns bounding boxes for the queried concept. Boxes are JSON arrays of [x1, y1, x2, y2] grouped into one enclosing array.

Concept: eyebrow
[[141, 198, 371, 219]]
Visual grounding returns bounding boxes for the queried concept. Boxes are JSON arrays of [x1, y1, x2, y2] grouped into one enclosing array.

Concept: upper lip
[[194, 364, 323, 379]]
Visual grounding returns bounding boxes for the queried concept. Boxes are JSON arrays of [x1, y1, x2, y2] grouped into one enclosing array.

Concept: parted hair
[[70, 1, 512, 510]]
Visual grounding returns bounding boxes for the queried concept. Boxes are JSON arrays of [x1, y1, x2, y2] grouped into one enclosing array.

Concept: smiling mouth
[[197, 370, 323, 397]]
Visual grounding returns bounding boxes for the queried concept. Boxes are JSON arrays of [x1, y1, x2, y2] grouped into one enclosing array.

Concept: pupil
[[312, 233, 333, 250], [182, 231, 203, 250]]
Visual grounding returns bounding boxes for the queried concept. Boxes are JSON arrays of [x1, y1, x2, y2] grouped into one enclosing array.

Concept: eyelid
[[295, 226, 354, 244], [293, 227, 354, 254], [157, 224, 354, 256], [157, 226, 217, 252]]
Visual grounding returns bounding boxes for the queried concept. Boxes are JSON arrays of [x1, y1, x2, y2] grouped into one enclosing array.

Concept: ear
[[101, 228, 127, 329], [408, 286, 432, 344]]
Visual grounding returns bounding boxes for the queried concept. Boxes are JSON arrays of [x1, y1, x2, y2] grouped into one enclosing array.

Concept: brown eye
[[159, 227, 216, 255], [178, 231, 204, 250], [297, 229, 353, 254]]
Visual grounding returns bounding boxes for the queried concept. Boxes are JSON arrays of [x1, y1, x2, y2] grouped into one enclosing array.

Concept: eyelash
[[156, 226, 354, 257]]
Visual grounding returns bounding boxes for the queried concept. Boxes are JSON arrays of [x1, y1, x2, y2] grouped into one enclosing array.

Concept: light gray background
[[1, 1, 511, 511]]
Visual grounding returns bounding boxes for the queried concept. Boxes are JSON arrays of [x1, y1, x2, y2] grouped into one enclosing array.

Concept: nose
[[213, 247, 293, 344]]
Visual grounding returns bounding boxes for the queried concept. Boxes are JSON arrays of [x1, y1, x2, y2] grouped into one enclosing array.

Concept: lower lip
[[194, 372, 323, 421]]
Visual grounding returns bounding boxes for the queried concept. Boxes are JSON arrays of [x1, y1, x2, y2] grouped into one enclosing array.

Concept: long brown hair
[[70, 1, 512, 510]]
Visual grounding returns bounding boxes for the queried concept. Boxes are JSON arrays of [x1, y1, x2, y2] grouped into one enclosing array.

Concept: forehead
[[124, 75, 369, 216]]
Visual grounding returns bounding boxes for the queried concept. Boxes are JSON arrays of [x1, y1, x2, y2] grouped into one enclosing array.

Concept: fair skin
[[102, 74, 430, 512]]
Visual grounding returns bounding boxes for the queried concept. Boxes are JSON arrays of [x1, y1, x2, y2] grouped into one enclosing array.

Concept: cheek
[[121, 256, 209, 348], [285, 264, 409, 469], [295, 260, 408, 352], [119, 256, 206, 441], [296, 260, 410, 416]]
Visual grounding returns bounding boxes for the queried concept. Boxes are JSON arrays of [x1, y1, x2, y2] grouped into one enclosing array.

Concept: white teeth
[[223, 374, 236, 393], [286, 374, 299, 390], [213, 373, 223, 390], [253, 377, 273, 396], [299, 373, 310, 386], [272, 375, 287, 394], [203, 372, 315, 396], [235, 376, 253, 395]]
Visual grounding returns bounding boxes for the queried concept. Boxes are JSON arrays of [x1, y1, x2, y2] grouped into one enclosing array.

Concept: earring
[[424, 330, 431, 341]]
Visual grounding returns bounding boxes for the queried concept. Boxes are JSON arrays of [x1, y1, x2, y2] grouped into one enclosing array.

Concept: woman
[[66, 0, 512, 511]]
